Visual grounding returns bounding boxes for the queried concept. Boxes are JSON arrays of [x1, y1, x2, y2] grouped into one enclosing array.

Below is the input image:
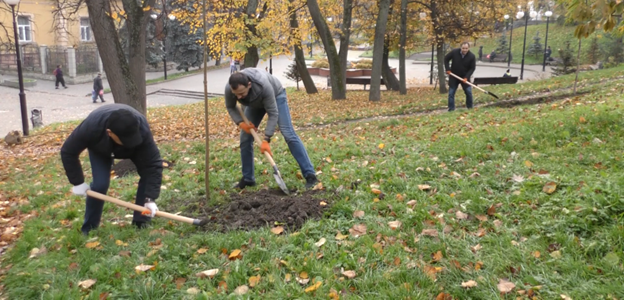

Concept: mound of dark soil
[[199, 189, 329, 232]]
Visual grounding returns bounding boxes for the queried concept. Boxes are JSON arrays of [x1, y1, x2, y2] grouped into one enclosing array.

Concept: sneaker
[[233, 178, 256, 189], [64, 86, 68, 89], [101, 99, 105, 102], [305, 174, 319, 189]]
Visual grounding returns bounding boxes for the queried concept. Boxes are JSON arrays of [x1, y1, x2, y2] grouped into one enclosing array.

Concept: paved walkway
[[0, 51, 551, 137]]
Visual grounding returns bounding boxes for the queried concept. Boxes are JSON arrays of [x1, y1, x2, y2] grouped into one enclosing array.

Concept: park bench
[[327, 76, 386, 90], [472, 76, 518, 86], [489, 54, 508, 63]]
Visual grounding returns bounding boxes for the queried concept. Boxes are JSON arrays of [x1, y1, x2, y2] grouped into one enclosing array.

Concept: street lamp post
[[151, 13, 176, 80], [518, 10, 536, 80], [542, 10, 553, 72], [5, 0, 29, 136], [504, 14, 513, 67]]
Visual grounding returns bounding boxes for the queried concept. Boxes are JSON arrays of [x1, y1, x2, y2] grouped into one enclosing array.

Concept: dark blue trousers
[[82, 149, 150, 234]]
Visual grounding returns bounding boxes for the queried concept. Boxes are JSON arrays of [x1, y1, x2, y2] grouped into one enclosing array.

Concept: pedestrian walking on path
[[92, 73, 105, 103], [224, 68, 319, 190], [444, 42, 476, 112], [54, 65, 68, 89]]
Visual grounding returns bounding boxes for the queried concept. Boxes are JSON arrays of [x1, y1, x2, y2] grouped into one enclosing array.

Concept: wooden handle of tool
[[86, 190, 198, 225], [448, 72, 488, 93], [236, 105, 277, 168]]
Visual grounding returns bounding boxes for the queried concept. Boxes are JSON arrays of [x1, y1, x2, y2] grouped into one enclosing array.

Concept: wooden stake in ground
[[202, 0, 210, 198]]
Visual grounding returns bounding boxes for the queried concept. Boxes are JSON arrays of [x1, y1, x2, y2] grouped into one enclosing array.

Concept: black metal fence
[[21, 44, 41, 72], [46, 45, 68, 74], [75, 44, 99, 75]]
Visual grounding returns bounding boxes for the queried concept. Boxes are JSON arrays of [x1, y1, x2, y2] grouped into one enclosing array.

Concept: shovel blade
[[272, 166, 290, 195]]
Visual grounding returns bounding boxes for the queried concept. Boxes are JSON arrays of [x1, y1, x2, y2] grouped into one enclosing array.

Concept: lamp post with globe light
[[542, 10, 553, 72], [150, 13, 176, 80], [518, 10, 537, 80], [504, 14, 514, 67], [4, 0, 29, 136]]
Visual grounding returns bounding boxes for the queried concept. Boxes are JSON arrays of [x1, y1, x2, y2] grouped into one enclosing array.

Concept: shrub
[[354, 59, 373, 69], [311, 58, 329, 68]]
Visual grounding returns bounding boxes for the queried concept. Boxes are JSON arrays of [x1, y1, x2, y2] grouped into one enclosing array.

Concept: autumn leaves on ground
[[1, 67, 624, 299]]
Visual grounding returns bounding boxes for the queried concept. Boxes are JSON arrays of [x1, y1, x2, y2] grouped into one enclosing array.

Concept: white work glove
[[72, 183, 90, 196], [144, 201, 158, 218]]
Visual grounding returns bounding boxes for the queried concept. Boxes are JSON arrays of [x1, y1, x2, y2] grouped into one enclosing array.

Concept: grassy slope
[[1, 68, 624, 299]]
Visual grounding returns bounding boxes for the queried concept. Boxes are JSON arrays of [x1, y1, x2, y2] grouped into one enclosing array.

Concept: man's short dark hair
[[229, 72, 250, 89], [460, 42, 470, 47]]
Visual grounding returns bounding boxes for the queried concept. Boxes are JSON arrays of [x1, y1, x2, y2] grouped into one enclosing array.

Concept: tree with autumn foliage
[[412, 0, 510, 94], [51, 0, 156, 115]]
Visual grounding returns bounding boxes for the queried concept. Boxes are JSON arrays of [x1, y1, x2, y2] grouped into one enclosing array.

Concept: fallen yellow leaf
[[196, 248, 208, 254], [195, 269, 219, 278], [78, 279, 96, 290], [85, 241, 100, 249], [497, 279, 515, 293], [229, 249, 242, 260], [271, 226, 284, 235], [543, 182, 557, 194], [418, 184, 431, 191], [248, 275, 260, 287], [461, 280, 477, 288], [304, 281, 322, 293], [335, 232, 348, 240], [135, 264, 155, 273]]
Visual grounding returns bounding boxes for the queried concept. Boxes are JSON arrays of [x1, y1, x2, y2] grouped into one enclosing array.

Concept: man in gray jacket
[[225, 68, 318, 190]]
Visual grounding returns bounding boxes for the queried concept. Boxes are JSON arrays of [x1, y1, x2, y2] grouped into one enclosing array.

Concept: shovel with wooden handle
[[449, 72, 500, 99], [236, 105, 290, 195], [86, 190, 208, 226]]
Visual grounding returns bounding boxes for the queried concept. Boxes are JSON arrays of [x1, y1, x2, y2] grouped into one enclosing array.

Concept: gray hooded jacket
[[224, 68, 284, 140]]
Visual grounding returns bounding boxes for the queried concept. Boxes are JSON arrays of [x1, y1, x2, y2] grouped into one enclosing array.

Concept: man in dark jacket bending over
[[61, 104, 163, 235], [225, 68, 318, 190], [444, 42, 476, 111]]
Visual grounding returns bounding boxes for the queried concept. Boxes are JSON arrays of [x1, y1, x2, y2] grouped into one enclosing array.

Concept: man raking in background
[[444, 42, 476, 112]]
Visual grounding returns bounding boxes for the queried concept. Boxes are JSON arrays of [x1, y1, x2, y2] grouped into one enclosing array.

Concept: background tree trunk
[[436, 41, 448, 94], [86, 0, 148, 115], [243, 0, 260, 68], [338, 0, 354, 90], [382, 36, 400, 91], [289, 0, 318, 94], [399, 0, 407, 94], [369, 0, 390, 101], [122, 0, 154, 115], [307, 0, 346, 100]]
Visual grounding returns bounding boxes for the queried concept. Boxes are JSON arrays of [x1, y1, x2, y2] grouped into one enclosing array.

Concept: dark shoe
[[64, 86, 68, 89], [132, 220, 151, 229], [93, 101, 97, 103], [305, 174, 319, 189], [55, 87, 59, 89], [101, 99, 105, 102], [233, 178, 256, 189]]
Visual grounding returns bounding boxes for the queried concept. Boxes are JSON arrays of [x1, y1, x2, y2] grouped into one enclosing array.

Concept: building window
[[17, 16, 32, 42], [80, 18, 92, 41]]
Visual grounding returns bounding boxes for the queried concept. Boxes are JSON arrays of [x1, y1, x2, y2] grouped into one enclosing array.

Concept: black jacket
[[61, 104, 163, 199], [93, 76, 103, 91], [444, 48, 476, 81]]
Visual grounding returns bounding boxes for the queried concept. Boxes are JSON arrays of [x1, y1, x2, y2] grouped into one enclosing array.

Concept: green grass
[[2, 67, 624, 299]]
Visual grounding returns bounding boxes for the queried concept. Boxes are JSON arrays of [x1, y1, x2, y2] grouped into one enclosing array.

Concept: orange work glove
[[446, 70, 451, 75], [238, 122, 256, 134], [260, 141, 272, 157], [463, 78, 468, 83]]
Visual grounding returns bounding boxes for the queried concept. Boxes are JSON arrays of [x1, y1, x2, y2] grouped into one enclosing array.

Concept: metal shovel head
[[272, 165, 290, 195]]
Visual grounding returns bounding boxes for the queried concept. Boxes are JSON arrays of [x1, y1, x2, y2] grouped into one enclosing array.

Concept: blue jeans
[[240, 90, 315, 182], [83, 149, 149, 234], [448, 79, 474, 111]]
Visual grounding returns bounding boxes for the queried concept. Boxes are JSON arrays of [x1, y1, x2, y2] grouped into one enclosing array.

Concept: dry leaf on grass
[[353, 210, 365, 218], [248, 275, 260, 287], [304, 281, 322, 293], [388, 220, 402, 230], [335, 232, 348, 240], [196, 248, 208, 254], [341, 270, 356, 279], [456, 211, 468, 220], [234, 285, 249, 295], [229, 249, 242, 260], [418, 184, 431, 191], [461, 280, 477, 288], [497, 279, 515, 293], [349, 224, 367, 237], [271, 226, 284, 235], [135, 264, 155, 273], [85, 241, 100, 249], [432, 251, 443, 262], [78, 279, 96, 290], [186, 287, 200, 295], [314, 238, 326, 247], [421, 229, 438, 237], [195, 269, 219, 279], [543, 182, 557, 194]]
